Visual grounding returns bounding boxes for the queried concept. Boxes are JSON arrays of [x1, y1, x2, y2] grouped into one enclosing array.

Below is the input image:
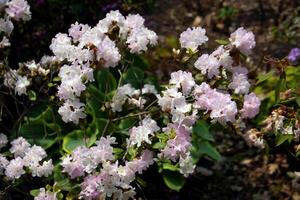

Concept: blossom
[[68, 22, 90, 42], [5, 157, 25, 179], [229, 27, 255, 55], [34, 188, 57, 200], [0, 133, 8, 149], [128, 117, 160, 147], [169, 70, 195, 95], [194, 85, 237, 123], [0, 17, 14, 35], [126, 27, 158, 54], [15, 75, 30, 95], [10, 137, 31, 157], [160, 123, 192, 161], [194, 54, 220, 79], [30, 160, 54, 177], [142, 84, 157, 94], [211, 45, 233, 69], [240, 92, 261, 119], [228, 67, 250, 94], [111, 84, 137, 112], [180, 27, 208, 51], [96, 36, 121, 67], [5, 0, 31, 21], [179, 154, 195, 177], [23, 145, 47, 167], [288, 48, 300, 64], [0, 154, 9, 174], [58, 99, 86, 124]]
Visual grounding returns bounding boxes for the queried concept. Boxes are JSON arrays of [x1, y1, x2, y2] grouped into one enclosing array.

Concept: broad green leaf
[[197, 141, 221, 161], [95, 69, 117, 94], [30, 189, 40, 197], [121, 67, 144, 88], [162, 170, 185, 192], [275, 133, 294, 146], [193, 120, 214, 142], [63, 130, 86, 153]]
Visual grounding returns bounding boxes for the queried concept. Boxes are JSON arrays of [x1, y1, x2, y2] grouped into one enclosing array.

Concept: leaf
[[121, 67, 144, 88], [197, 141, 221, 161], [275, 134, 294, 146], [162, 163, 179, 171], [94, 69, 117, 94], [193, 120, 214, 142], [28, 90, 37, 101], [215, 39, 230, 45], [30, 189, 40, 197], [296, 97, 300, 107], [162, 170, 185, 192], [63, 130, 86, 153], [256, 71, 275, 85]]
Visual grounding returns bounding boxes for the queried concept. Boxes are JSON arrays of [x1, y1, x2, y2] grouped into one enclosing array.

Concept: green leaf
[[256, 71, 275, 85], [193, 120, 214, 142], [162, 170, 185, 192], [63, 130, 85, 153], [197, 141, 221, 161], [152, 142, 166, 149], [121, 67, 144, 88], [30, 189, 40, 197], [275, 134, 294, 146], [28, 90, 37, 101], [162, 163, 179, 171], [296, 97, 300, 107], [95, 69, 117, 94], [215, 39, 230, 45]]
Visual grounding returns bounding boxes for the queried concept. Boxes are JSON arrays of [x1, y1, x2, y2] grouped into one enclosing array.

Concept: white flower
[[179, 154, 195, 177], [5, 0, 31, 21], [180, 27, 208, 51], [142, 84, 157, 94], [68, 22, 90, 42], [229, 27, 255, 55], [111, 84, 137, 112], [23, 145, 47, 167], [0, 17, 14, 35], [212, 45, 233, 69], [157, 88, 182, 112], [228, 69, 251, 94], [0, 154, 9, 174], [35, 188, 57, 200], [10, 137, 31, 157], [15, 75, 30, 95], [58, 99, 86, 124], [128, 117, 159, 147], [0, 36, 10, 48], [126, 27, 158, 54], [194, 54, 220, 79], [96, 36, 121, 67], [0, 133, 8, 149], [169, 70, 195, 95], [5, 157, 25, 179], [30, 160, 54, 177], [240, 93, 261, 119]]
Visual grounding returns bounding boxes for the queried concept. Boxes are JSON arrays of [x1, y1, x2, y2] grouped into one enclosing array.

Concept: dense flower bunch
[[0, 134, 53, 180], [0, 8, 265, 200], [0, 0, 31, 48]]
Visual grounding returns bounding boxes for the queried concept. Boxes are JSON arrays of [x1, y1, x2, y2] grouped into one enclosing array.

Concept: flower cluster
[[0, 135, 53, 180], [0, 0, 31, 48], [52, 10, 157, 124]]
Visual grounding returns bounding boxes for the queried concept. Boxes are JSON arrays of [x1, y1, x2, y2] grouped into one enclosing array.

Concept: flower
[[229, 27, 255, 55], [179, 154, 195, 177], [194, 54, 220, 79], [228, 67, 250, 94], [0, 154, 9, 174], [58, 99, 86, 124], [10, 137, 31, 157], [169, 70, 195, 95], [288, 48, 300, 64], [180, 27, 208, 51], [128, 117, 159, 147], [34, 188, 57, 200], [96, 36, 121, 67], [5, 157, 25, 179], [240, 92, 261, 119], [15, 75, 30, 95], [0, 17, 14, 35], [5, 0, 31, 21], [0, 133, 8, 149]]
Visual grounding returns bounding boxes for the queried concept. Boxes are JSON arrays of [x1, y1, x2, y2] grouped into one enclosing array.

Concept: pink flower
[[240, 93, 261, 119]]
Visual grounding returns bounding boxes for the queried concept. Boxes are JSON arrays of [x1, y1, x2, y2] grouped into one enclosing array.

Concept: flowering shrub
[[0, 6, 269, 200]]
